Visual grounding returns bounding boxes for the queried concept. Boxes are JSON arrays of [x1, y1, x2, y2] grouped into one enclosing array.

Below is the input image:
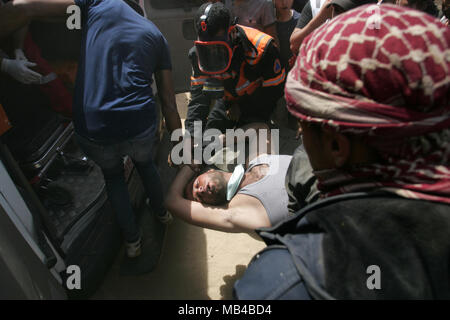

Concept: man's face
[[274, 0, 294, 11], [185, 170, 227, 205]]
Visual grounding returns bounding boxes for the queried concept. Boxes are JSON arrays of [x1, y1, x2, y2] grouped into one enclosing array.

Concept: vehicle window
[[149, 0, 204, 10]]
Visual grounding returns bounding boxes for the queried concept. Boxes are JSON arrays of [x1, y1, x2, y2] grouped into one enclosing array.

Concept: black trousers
[[185, 97, 275, 138]]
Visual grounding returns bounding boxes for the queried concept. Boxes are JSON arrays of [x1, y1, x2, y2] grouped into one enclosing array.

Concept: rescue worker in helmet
[[185, 1, 286, 140]]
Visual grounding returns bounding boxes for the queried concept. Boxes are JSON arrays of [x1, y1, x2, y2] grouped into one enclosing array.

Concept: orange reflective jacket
[[190, 24, 286, 102]]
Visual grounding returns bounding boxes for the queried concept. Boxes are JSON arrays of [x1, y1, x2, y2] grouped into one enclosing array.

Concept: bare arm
[[13, 24, 28, 50], [290, 0, 332, 55], [154, 69, 182, 135], [0, 0, 73, 39], [289, 27, 302, 56], [165, 166, 250, 233]]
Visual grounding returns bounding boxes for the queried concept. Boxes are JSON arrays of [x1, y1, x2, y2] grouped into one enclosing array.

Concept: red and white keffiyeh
[[286, 4, 450, 203]]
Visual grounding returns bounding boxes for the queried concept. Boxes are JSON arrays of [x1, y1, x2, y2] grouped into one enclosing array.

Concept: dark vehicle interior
[[0, 19, 146, 298]]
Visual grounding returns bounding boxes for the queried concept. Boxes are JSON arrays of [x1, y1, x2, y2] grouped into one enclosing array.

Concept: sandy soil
[[93, 93, 299, 300]]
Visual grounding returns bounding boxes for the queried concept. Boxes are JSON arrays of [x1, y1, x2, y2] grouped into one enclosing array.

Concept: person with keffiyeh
[[234, 4, 450, 299]]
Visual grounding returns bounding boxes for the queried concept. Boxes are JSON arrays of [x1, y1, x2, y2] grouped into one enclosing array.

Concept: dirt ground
[[93, 93, 300, 300]]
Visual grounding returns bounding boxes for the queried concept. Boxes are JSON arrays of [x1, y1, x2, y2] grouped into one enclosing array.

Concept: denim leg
[[128, 127, 166, 216], [135, 159, 166, 215], [233, 248, 312, 300], [102, 163, 141, 242], [74, 133, 140, 243]]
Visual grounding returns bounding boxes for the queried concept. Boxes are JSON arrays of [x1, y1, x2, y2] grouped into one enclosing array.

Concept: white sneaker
[[125, 236, 142, 258]]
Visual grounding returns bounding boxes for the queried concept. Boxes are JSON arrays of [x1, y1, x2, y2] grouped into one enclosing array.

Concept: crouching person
[[234, 4, 450, 299], [185, 2, 286, 139]]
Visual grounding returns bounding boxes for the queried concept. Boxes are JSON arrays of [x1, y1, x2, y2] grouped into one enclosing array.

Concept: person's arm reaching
[[289, 1, 312, 55], [0, 0, 74, 39], [4, 23, 44, 83], [154, 69, 182, 135], [13, 24, 28, 60], [290, 0, 332, 55], [0, 55, 42, 84]]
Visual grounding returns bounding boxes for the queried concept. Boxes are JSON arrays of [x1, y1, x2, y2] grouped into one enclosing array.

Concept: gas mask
[[194, 3, 236, 77], [195, 35, 234, 75]]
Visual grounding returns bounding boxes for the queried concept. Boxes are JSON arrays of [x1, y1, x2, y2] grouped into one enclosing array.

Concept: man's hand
[[226, 103, 241, 122], [167, 137, 204, 171], [1, 58, 42, 84], [167, 153, 203, 172]]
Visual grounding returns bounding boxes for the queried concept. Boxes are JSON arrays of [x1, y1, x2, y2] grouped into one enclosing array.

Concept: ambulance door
[[0, 160, 66, 299], [143, 0, 203, 93]]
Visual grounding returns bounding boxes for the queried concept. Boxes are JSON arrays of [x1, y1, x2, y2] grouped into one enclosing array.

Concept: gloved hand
[[14, 49, 28, 61], [1, 58, 42, 84]]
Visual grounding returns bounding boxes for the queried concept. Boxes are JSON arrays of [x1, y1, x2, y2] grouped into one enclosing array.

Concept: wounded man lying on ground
[[165, 128, 293, 233]]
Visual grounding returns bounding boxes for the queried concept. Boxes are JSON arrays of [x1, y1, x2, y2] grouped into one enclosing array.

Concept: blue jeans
[[75, 126, 165, 242], [233, 247, 313, 300]]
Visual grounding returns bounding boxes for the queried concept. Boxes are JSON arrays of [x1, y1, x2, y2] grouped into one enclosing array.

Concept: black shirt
[[276, 10, 301, 69], [296, 1, 313, 29]]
